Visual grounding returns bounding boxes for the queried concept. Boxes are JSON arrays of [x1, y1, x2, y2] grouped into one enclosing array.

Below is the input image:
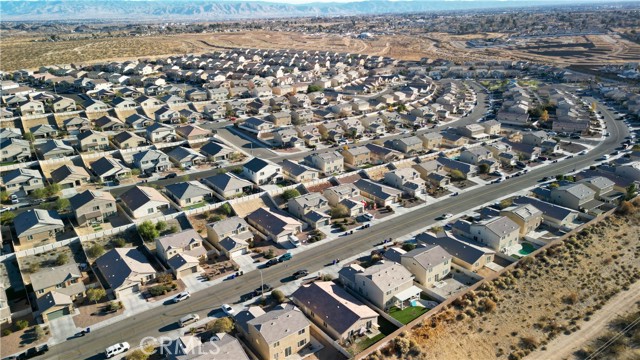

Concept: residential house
[[63, 117, 89, 133], [19, 100, 45, 115], [457, 124, 488, 140], [500, 204, 543, 236], [13, 209, 64, 250], [165, 181, 213, 207], [112, 131, 146, 149], [111, 97, 137, 110], [242, 117, 274, 133], [365, 143, 402, 164], [292, 281, 378, 342], [304, 152, 344, 175], [354, 178, 402, 207], [291, 109, 313, 125], [0, 138, 31, 163], [77, 130, 110, 152], [83, 98, 110, 112], [437, 157, 477, 178], [246, 207, 302, 244], [202, 173, 254, 199], [419, 132, 442, 150], [69, 190, 116, 226], [132, 149, 171, 174], [267, 111, 292, 127], [119, 185, 170, 218], [288, 193, 331, 228], [155, 107, 181, 124], [156, 229, 207, 278], [146, 123, 177, 143], [35, 139, 74, 160], [323, 184, 366, 217], [1, 168, 44, 195], [165, 334, 249, 360], [416, 231, 495, 271], [30, 124, 58, 139], [512, 196, 579, 230], [167, 146, 206, 168], [175, 125, 211, 141], [125, 114, 154, 130], [206, 216, 252, 258], [90, 157, 132, 182], [274, 128, 304, 148], [459, 147, 493, 165], [461, 216, 520, 251], [384, 168, 426, 197], [481, 120, 501, 135], [199, 141, 235, 162], [242, 158, 283, 185], [281, 159, 319, 183], [342, 146, 371, 167], [50, 164, 91, 189], [51, 96, 76, 113], [384, 137, 423, 154], [94, 116, 125, 132], [549, 183, 596, 211], [578, 176, 615, 201], [441, 132, 469, 148], [31, 263, 85, 322], [239, 305, 310, 360], [339, 261, 421, 310], [95, 248, 156, 298], [399, 245, 452, 287]]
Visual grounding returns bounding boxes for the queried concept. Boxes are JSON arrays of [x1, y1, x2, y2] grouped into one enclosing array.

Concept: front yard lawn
[[389, 305, 429, 324]]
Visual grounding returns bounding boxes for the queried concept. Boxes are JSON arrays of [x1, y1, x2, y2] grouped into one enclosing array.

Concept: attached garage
[[178, 266, 198, 278], [45, 307, 70, 321], [218, 236, 249, 259], [116, 284, 139, 297]]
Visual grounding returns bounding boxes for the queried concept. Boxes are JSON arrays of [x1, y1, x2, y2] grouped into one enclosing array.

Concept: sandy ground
[[526, 281, 640, 360]]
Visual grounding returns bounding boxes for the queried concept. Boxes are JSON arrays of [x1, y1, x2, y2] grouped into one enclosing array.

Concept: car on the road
[[165, 173, 177, 179], [278, 253, 292, 262], [16, 345, 48, 360], [105, 342, 130, 358], [179, 313, 200, 327], [254, 284, 273, 295], [173, 291, 190, 303], [579, 150, 587, 155], [442, 213, 453, 219], [221, 304, 235, 316], [265, 258, 279, 267], [450, 192, 459, 196], [293, 269, 309, 279], [363, 213, 375, 221]]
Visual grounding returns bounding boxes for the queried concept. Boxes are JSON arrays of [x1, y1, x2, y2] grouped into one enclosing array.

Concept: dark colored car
[[165, 173, 178, 179], [265, 258, 279, 267], [254, 284, 273, 295], [16, 345, 48, 360], [293, 270, 309, 279]]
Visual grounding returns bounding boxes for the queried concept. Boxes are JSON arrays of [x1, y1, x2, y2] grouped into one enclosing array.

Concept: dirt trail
[[526, 281, 640, 360]]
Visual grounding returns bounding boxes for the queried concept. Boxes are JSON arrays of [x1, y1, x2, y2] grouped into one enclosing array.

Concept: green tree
[[540, 110, 549, 122], [0, 190, 9, 203], [55, 197, 70, 211], [34, 325, 45, 340], [15, 320, 29, 330], [271, 289, 285, 304], [55, 253, 68, 266], [499, 198, 513, 209], [86, 287, 106, 304], [450, 170, 466, 181], [329, 204, 349, 219], [111, 237, 126, 247], [220, 203, 233, 216], [0, 211, 15, 225], [155, 221, 167, 232], [87, 244, 105, 258], [46, 183, 61, 197], [24, 132, 35, 142], [139, 221, 159, 242], [31, 188, 47, 199], [282, 189, 300, 201], [28, 263, 40, 273], [207, 317, 234, 333], [131, 168, 141, 176], [306, 84, 322, 93], [478, 163, 490, 174]]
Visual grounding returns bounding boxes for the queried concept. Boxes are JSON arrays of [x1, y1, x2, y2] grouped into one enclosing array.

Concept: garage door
[[117, 284, 139, 297], [179, 267, 196, 278], [47, 307, 69, 321]]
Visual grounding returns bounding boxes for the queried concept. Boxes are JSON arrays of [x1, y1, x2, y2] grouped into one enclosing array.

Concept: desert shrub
[[87, 244, 105, 258], [483, 299, 497, 313], [55, 253, 68, 266], [520, 336, 539, 350], [265, 249, 275, 259], [34, 325, 45, 340], [271, 289, 286, 304], [2, 329, 12, 336], [206, 317, 234, 333], [563, 292, 579, 305], [108, 301, 122, 312], [148, 285, 170, 297], [111, 237, 126, 247]]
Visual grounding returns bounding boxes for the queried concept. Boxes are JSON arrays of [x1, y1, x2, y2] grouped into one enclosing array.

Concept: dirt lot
[[367, 200, 640, 360], [4, 30, 639, 71]]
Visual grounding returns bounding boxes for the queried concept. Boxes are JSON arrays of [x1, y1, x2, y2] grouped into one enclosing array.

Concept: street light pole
[[259, 269, 264, 300]]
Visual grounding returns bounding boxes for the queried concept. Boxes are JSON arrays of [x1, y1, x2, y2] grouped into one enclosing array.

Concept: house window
[[106, 203, 113, 208], [148, 208, 154, 214], [56, 284, 63, 288], [93, 206, 100, 211], [273, 341, 279, 348], [27, 235, 34, 241], [298, 328, 305, 335], [297, 339, 306, 347]]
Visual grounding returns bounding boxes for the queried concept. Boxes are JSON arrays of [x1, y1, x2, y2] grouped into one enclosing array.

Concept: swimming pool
[[518, 242, 536, 256]]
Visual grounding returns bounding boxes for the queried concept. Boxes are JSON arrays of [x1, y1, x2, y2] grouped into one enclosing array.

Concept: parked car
[[173, 291, 190, 303], [16, 345, 48, 360], [265, 258, 279, 267], [254, 284, 273, 295], [165, 173, 178, 179], [179, 313, 200, 328], [10, 194, 19, 204], [221, 304, 234, 316], [105, 342, 130, 358], [278, 253, 292, 262], [363, 213, 375, 221], [442, 213, 453, 219], [293, 269, 309, 279]]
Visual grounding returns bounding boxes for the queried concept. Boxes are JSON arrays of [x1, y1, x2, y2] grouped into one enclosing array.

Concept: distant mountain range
[[0, 0, 632, 22]]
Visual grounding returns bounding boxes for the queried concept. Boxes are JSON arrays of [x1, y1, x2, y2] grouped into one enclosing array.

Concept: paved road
[[37, 98, 627, 360]]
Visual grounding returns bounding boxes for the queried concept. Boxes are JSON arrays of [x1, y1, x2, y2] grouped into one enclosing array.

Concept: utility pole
[[259, 269, 264, 301]]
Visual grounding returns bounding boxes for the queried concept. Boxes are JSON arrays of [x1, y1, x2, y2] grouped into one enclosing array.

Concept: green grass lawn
[[389, 306, 429, 325], [184, 201, 206, 210], [349, 316, 398, 355]]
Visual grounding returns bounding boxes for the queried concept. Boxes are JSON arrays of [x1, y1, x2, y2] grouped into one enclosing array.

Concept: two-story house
[[146, 123, 177, 143], [1, 168, 44, 195], [342, 146, 371, 167], [500, 204, 543, 237], [77, 130, 110, 152], [0, 138, 31, 163], [119, 185, 170, 218], [288, 193, 331, 228], [31, 263, 85, 322], [206, 216, 252, 258], [69, 190, 116, 226], [156, 229, 207, 278], [304, 152, 344, 175], [242, 158, 283, 185], [14, 209, 64, 250], [132, 149, 171, 174]]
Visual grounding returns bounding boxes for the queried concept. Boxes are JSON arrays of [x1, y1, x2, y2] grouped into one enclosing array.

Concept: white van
[[179, 313, 200, 328]]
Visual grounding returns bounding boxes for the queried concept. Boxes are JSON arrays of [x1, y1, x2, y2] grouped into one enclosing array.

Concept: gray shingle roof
[[14, 209, 63, 238], [246, 305, 309, 344], [165, 181, 212, 200]]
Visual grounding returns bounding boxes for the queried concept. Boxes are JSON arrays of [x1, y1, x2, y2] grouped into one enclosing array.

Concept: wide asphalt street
[[35, 97, 628, 360]]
